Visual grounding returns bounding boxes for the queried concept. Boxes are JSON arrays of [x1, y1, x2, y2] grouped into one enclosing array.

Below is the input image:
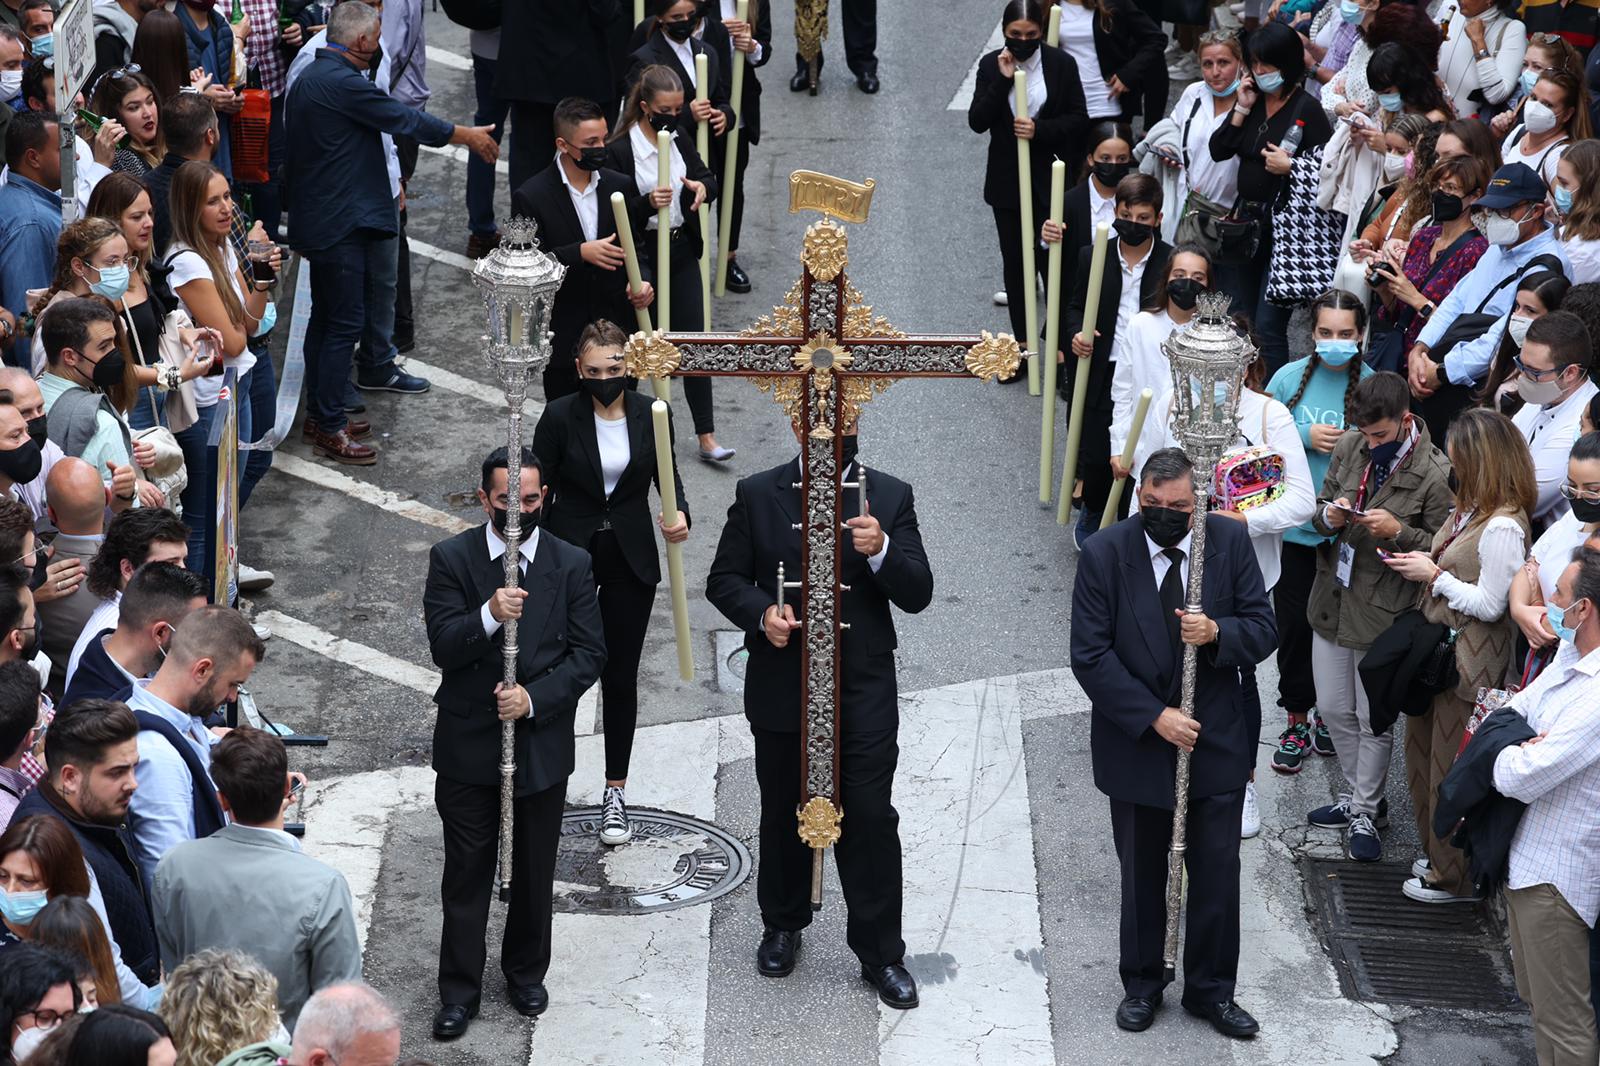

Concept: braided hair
[[30, 217, 123, 318], [1285, 289, 1368, 417]]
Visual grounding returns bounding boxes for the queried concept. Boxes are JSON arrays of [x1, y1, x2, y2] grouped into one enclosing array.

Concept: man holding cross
[[706, 422, 932, 1009]]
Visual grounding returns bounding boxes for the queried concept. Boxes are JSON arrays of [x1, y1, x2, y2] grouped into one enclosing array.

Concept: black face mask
[[581, 376, 627, 407], [0, 438, 42, 485], [25, 415, 45, 450], [1570, 496, 1600, 524], [661, 17, 697, 41], [491, 505, 543, 538], [1005, 37, 1042, 61], [81, 348, 125, 390], [1431, 191, 1465, 222], [1140, 505, 1192, 548], [840, 434, 859, 472], [1167, 277, 1203, 310], [569, 145, 608, 172], [1447, 469, 1460, 495], [1092, 160, 1132, 188], [648, 110, 678, 134], [1113, 218, 1154, 247]]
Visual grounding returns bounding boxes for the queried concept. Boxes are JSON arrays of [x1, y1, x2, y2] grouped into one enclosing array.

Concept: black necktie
[[1159, 547, 1186, 655]]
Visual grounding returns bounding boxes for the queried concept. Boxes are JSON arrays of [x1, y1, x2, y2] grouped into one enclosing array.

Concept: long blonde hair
[[1447, 407, 1536, 527], [613, 64, 684, 142], [160, 949, 282, 1066], [168, 160, 246, 329]]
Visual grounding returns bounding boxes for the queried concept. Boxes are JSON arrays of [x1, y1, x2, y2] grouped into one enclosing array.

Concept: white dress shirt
[[65, 593, 121, 689], [1512, 378, 1598, 524], [479, 522, 540, 637], [1089, 179, 1116, 230], [555, 152, 601, 242], [1169, 81, 1240, 207], [1007, 47, 1047, 119], [1494, 640, 1600, 926], [631, 123, 687, 230], [1110, 309, 1175, 458], [1107, 241, 1152, 387], [668, 35, 698, 86], [595, 412, 630, 496], [1147, 529, 1193, 591]]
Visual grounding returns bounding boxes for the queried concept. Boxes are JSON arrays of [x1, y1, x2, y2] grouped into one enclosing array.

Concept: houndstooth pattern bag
[[1266, 145, 1346, 307]]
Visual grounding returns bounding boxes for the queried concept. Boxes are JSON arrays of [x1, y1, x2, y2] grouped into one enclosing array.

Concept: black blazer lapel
[[624, 395, 652, 496], [1121, 528, 1176, 687], [518, 537, 560, 650], [773, 460, 800, 529], [571, 398, 606, 498]]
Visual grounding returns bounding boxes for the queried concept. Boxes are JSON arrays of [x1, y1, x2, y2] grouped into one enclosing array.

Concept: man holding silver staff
[[423, 446, 606, 1040], [1069, 447, 1275, 1038]]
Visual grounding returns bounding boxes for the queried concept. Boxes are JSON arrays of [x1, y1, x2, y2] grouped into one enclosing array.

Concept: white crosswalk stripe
[[947, 22, 1004, 112], [409, 238, 479, 273], [419, 141, 510, 175], [425, 44, 473, 71]]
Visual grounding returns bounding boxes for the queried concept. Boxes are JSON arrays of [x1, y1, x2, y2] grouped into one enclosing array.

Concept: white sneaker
[[992, 290, 1009, 306], [252, 623, 273, 642], [1411, 857, 1431, 880], [1167, 53, 1200, 80], [1401, 876, 1481, 904], [599, 785, 632, 846], [237, 564, 275, 591], [1241, 782, 1260, 839]]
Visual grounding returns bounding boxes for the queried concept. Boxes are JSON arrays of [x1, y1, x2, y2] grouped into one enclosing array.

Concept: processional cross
[[624, 171, 1021, 907]]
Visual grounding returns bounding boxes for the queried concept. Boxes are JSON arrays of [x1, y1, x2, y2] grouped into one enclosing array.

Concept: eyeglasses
[[1513, 355, 1564, 381], [87, 62, 140, 100], [1560, 482, 1600, 502], [1198, 29, 1239, 47], [17, 1008, 69, 1030]]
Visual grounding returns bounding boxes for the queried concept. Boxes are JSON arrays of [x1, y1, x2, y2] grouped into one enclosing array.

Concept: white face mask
[[12, 1024, 50, 1061], [1474, 209, 1526, 246], [1523, 98, 1561, 135], [0, 69, 21, 98], [1382, 152, 1408, 180], [1518, 368, 1569, 405], [1507, 313, 1533, 348]]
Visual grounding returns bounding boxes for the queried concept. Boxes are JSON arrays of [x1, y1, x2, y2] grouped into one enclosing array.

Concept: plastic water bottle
[[1281, 119, 1307, 157]]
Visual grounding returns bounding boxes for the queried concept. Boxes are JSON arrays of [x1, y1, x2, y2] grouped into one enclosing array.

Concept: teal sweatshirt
[[1266, 355, 1375, 547]]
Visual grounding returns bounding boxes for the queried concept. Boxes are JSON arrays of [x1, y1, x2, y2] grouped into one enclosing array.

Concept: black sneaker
[[1310, 711, 1335, 757], [1348, 813, 1382, 862], [1271, 722, 1312, 774]]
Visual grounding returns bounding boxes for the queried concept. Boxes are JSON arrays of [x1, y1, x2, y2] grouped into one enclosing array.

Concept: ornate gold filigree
[[840, 376, 892, 433], [789, 171, 875, 223], [843, 282, 904, 339], [801, 219, 848, 283], [794, 0, 829, 63], [965, 330, 1024, 382], [744, 283, 804, 338], [794, 333, 850, 396], [796, 795, 843, 849], [622, 331, 681, 380], [752, 375, 804, 425]]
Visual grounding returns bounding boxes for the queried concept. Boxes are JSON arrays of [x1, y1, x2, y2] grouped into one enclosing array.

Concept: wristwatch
[[0, 317, 12, 341], [1475, 48, 1493, 60], [1434, 362, 1449, 388]]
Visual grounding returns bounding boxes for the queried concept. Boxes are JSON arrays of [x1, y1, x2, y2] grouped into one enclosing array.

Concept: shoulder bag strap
[[1181, 92, 1203, 171]]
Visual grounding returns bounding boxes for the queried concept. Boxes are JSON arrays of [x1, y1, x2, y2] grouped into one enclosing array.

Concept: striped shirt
[[1494, 640, 1600, 926]]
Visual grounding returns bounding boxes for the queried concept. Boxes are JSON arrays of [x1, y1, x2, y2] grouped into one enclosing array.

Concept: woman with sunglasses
[[89, 68, 164, 178]]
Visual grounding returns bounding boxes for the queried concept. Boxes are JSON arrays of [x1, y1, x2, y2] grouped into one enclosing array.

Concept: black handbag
[[1415, 621, 1459, 695], [1209, 199, 1262, 265]]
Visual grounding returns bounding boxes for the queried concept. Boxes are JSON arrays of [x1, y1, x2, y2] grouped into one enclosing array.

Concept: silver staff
[[1158, 291, 1251, 979], [471, 218, 566, 902]]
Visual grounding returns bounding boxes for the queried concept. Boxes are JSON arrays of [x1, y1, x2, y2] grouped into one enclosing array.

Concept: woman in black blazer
[[969, 0, 1089, 380], [626, 1, 735, 145], [1045, 0, 1168, 130], [604, 63, 736, 463], [1041, 120, 1137, 339], [532, 320, 691, 846]]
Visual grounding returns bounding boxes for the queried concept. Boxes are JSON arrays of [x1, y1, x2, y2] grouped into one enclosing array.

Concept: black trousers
[[508, 100, 555, 198], [1070, 403, 1116, 524], [751, 724, 904, 967], [435, 774, 565, 1005], [990, 206, 1046, 344], [589, 529, 657, 781], [1109, 788, 1244, 1003], [643, 231, 715, 436], [793, 0, 878, 75], [709, 131, 752, 254], [1274, 541, 1319, 718], [393, 133, 420, 347]]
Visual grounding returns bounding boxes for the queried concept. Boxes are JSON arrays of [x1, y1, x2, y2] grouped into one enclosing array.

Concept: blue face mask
[[1255, 70, 1284, 94], [252, 299, 277, 337], [1545, 600, 1581, 643], [1377, 91, 1404, 112], [1339, 0, 1364, 22], [1208, 76, 1242, 98], [1554, 185, 1574, 214], [0, 885, 48, 924], [1520, 67, 1540, 95], [29, 33, 53, 59], [88, 263, 130, 301], [1315, 337, 1360, 367]]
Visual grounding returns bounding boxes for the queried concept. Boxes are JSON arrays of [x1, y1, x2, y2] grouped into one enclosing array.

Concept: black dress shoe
[[507, 981, 549, 1017], [1115, 992, 1162, 1032], [860, 962, 918, 1009], [856, 71, 880, 94], [431, 1002, 477, 1040], [1182, 999, 1260, 1038], [726, 259, 752, 293], [790, 68, 813, 92], [756, 928, 801, 977]]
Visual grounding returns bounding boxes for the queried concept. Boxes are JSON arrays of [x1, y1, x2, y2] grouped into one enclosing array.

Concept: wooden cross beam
[[624, 180, 1019, 905]]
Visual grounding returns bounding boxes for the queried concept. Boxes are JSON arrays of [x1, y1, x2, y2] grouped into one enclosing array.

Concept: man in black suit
[[423, 446, 606, 1040], [706, 426, 932, 1010], [789, 0, 878, 94], [1057, 173, 1171, 546], [511, 97, 654, 401], [1069, 448, 1276, 1040], [497, 0, 629, 194]]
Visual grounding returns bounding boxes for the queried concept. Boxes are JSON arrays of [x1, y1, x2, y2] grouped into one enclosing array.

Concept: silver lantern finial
[[1155, 287, 1252, 983], [470, 216, 565, 903]]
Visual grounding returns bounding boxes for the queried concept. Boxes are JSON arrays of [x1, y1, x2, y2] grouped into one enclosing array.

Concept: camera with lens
[[1365, 260, 1397, 287]]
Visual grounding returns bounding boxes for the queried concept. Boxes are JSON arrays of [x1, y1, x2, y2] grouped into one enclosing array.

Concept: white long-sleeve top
[[1110, 309, 1175, 458], [85, 863, 162, 1009], [1437, 8, 1526, 117], [1135, 388, 1316, 590], [1430, 514, 1526, 621]]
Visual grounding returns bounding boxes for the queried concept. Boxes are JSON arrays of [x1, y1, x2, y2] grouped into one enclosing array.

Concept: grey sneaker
[[599, 785, 631, 846]]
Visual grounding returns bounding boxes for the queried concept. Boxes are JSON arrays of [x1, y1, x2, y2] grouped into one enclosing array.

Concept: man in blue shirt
[[1407, 162, 1569, 401], [0, 109, 61, 329], [283, 0, 496, 466]]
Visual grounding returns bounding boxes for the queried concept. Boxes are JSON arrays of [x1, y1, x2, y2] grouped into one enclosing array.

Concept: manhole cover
[[553, 807, 750, 914], [1305, 860, 1522, 1011]]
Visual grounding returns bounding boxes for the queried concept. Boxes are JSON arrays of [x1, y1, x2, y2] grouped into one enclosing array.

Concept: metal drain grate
[[1305, 860, 1523, 1011]]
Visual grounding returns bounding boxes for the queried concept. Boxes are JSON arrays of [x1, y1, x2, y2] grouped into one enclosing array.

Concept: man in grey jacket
[[152, 727, 361, 1029]]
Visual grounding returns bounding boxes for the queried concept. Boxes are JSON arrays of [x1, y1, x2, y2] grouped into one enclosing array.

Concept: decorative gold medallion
[[794, 332, 851, 394], [622, 330, 682, 380], [965, 330, 1024, 382], [796, 796, 843, 849], [801, 219, 849, 282]]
